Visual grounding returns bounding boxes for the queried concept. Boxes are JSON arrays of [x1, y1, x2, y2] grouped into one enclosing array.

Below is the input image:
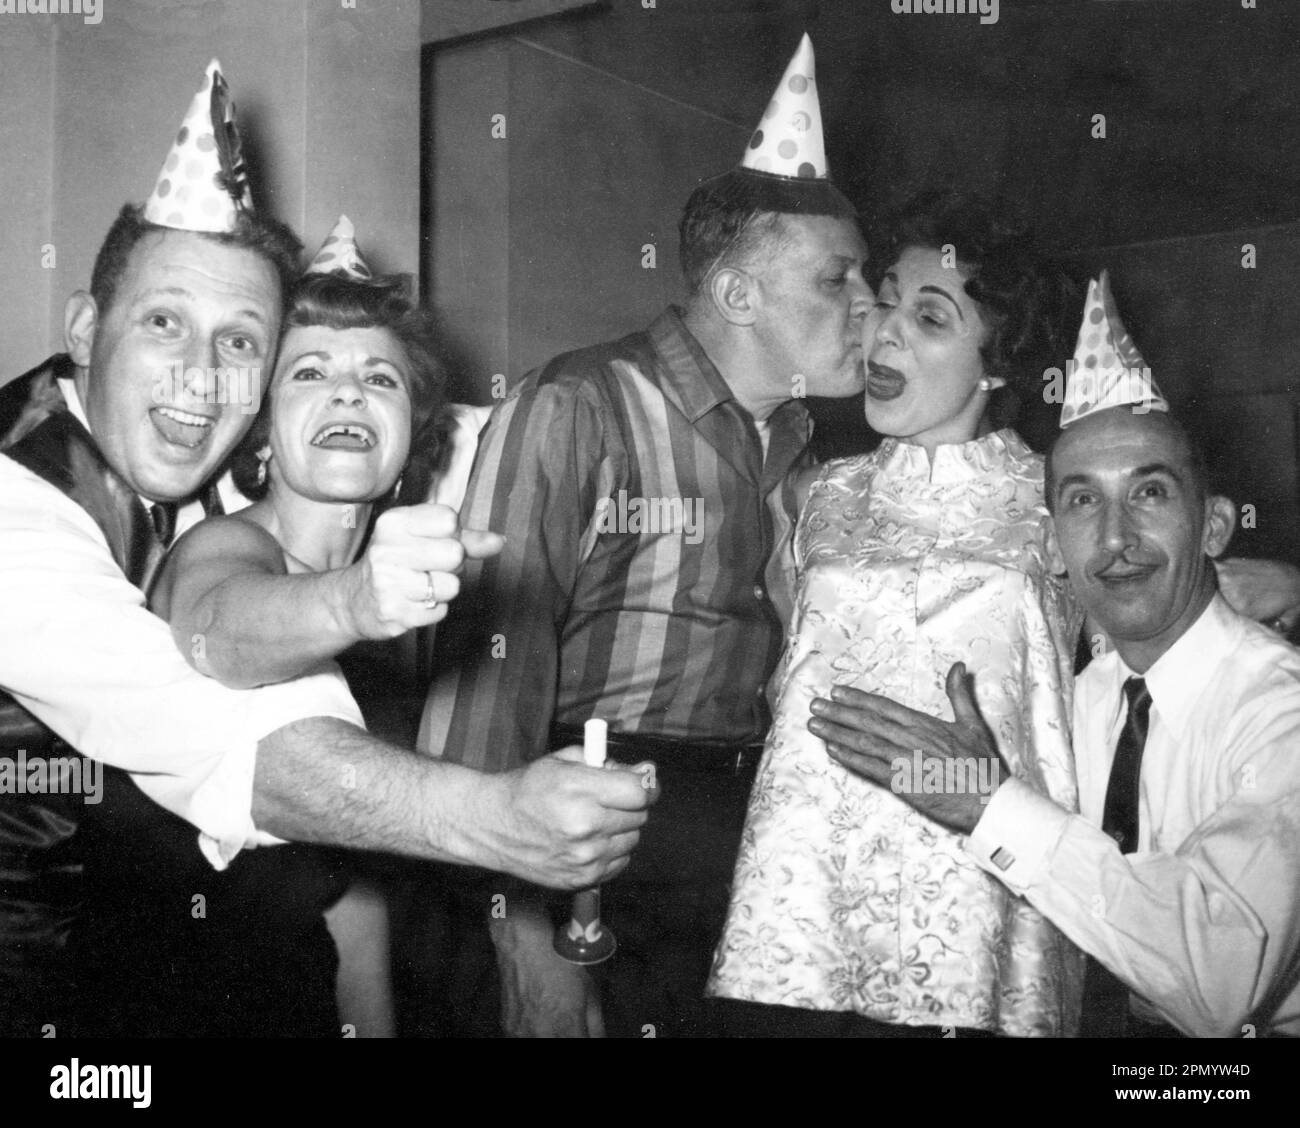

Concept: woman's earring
[[256, 451, 270, 486], [978, 377, 994, 392], [392, 475, 404, 499]]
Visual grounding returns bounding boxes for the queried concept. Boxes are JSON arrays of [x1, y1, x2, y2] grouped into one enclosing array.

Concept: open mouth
[[866, 361, 906, 401], [151, 405, 216, 449], [310, 422, 378, 451]]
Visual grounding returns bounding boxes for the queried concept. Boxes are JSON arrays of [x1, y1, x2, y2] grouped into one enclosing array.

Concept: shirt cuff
[[965, 776, 1072, 893]]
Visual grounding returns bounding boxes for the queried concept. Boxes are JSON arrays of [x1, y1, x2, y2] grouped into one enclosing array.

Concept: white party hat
[[743, 33, 828, 180], [697, 34, 853, 218], [1060, 270, 1169, 426], [144, 59, 253, 233], [304, 215, 374, 280]]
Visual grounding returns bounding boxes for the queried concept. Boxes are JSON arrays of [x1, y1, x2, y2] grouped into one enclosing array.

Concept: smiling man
[[808, 276, 1300, 1038], [71, 238, 276, 494], [0, 61, 652, 1037], [420, 35, 872, 1038]]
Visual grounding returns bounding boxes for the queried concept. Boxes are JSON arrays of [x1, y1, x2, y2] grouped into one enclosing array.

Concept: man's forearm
[[252, 717, 651, 891], [253, 717, 491, 863]]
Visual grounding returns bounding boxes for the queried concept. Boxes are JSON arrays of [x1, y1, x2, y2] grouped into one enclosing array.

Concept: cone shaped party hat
[[697, 34, 854, 218], [1060, 270, 1169, 426], [304, 215, 374, 280], [744, 33, 828, 180], [144, 60, 253, 233]]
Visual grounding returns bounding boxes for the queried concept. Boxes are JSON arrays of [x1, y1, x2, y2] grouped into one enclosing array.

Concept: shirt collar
[[55, 373, 232, 522], [645, 306, 738, 423], [57, 373, 92, 433], [646, 305, 811, 447], [1115, 593, 1239, 740]]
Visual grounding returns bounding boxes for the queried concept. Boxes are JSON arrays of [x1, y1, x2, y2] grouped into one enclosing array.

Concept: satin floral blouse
[[708, 430, 1084, 1036]]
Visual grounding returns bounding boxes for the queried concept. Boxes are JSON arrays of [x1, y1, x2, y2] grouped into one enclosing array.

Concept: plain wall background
[[0, 0, 422, 375]]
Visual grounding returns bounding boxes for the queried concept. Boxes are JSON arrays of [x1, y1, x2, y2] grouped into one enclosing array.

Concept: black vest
[[0, 359, 346, 1036]]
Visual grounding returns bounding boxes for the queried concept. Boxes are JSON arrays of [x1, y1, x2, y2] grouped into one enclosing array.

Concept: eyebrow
[[1053, 462, 1184, 497], [880, 272, 963, 319], [134, 287, 269, 326], [1133, 462, 1182, 481], [287, 351, 402, 372], [1053, 472, 1093, 496], [919, 285, 964, 320]]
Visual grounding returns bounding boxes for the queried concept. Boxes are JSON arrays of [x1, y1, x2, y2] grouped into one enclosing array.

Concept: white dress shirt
[[0, 381, 364, 869], [967, 594, 1300, 1037]]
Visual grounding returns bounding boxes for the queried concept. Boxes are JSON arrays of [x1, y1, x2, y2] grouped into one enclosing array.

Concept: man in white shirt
[[806, 405, 1300, 1038], [0, 181, 651, 1036]]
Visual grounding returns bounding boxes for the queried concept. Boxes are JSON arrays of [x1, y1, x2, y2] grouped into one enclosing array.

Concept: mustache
[[1090, 550, 1159, 579]]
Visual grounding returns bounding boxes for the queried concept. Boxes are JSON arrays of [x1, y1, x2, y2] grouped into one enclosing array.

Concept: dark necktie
[[148, 502, 178, 546], [1079, 676, 1152, 1037]]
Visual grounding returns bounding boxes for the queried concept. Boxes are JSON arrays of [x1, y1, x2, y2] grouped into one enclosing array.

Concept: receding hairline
[[1045, 408, 1205, 510], [717, 211, 866, 283]]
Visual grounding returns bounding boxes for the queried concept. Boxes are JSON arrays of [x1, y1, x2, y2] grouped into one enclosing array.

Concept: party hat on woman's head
[[1060, 270, 1169, 427], [144, 59, 254, 233], [701, 33, 854, 218], [304, 215, 374, 280]]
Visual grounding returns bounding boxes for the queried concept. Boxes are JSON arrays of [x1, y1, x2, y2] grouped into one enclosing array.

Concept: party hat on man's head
[[1060, 270, 1169, 427], [744, 33, 828, 181], [144, 59, 253, 234], [700, 33, 854, 218], [304, 215, 374, 280]]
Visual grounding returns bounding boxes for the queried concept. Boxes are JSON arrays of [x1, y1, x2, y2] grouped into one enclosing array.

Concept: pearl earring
[[978, 378, 993, 392]]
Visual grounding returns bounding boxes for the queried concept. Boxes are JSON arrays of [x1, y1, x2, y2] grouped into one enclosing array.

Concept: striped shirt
[[418, 307, 814, 771]]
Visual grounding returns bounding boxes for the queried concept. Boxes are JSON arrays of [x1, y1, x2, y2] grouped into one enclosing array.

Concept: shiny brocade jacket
[[710, 431, 1085, 1036]]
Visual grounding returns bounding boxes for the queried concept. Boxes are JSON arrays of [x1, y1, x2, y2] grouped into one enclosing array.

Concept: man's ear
[[1043, 515, 1068, 577], [1203, 494, 1237, 559], [708, 266, 758, 327], [64, 291, 98, 368]]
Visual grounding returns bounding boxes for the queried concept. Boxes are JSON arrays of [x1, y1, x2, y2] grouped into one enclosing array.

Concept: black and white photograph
[[0, 0, 1295, 1109]]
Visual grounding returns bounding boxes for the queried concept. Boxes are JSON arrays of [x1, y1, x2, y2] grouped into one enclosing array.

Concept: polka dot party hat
[[743, 33, 828, 180], [143, 59, 253, 234], [304, 215, 374, 280], [694, 33, 854, 218], [1061, 270, 1169, 427]]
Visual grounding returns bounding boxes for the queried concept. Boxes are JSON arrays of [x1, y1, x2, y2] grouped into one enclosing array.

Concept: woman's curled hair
[[231, 271, 452, 505], [871, 188, 1079, 409]]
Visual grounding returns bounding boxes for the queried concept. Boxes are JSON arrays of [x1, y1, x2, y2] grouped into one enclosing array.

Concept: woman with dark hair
[[145, 220, 459, 1037], [152, 234, 454, 691], [709, 190, 1085, 1037]]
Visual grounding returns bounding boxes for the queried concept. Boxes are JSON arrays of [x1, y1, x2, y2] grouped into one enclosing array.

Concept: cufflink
[[990, 846, 1015, 871]]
